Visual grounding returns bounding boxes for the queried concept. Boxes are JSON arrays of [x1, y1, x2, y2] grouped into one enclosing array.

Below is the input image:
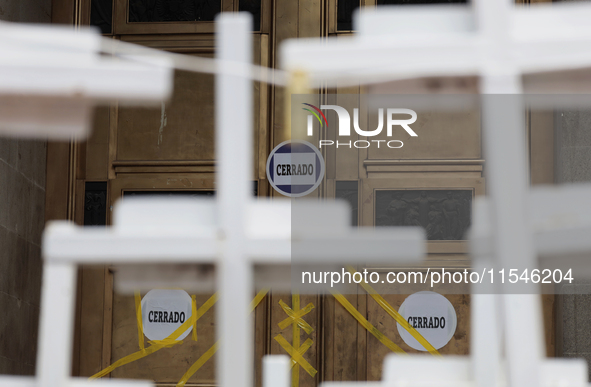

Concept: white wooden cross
[[0, 13, 427, 387], [0, 16, 172, 387], [281, 1, 591, 387], [0, 20, 173, 139], [9, 3, 591, 387]]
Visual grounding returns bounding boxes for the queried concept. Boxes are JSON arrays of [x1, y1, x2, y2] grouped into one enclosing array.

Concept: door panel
[[111, 291, 218, 384]]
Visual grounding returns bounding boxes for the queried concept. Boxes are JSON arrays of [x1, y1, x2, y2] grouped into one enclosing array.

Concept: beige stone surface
[[0, 138, 47, 375]]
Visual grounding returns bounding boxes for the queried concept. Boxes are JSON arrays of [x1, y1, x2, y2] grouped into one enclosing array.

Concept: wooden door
[[58, 1, 557, 385], [72, 31, 273, 385]]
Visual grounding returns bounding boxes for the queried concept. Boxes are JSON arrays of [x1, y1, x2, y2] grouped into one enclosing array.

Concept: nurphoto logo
[[303, 103, 418, 149]]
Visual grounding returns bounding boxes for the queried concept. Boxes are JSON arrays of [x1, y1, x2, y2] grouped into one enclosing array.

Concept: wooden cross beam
[[281, 2, 591, 90]]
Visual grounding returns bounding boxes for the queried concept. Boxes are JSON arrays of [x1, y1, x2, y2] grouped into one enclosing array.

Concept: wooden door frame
[[48, 0, 558, 382]]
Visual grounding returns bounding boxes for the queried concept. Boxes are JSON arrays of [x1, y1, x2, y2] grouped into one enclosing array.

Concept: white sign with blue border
[[266, 140, 325, 197]]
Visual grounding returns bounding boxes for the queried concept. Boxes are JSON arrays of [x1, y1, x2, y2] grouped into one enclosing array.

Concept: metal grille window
[[128, 0, 222, 23], [84, 182, 108, 226], [90, 0, 113, 34], [239, 0, 262, 31]]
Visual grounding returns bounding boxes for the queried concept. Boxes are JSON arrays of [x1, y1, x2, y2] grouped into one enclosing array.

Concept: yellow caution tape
[[278, 300, 315, 334], [274, 335, 317, 378], [134, 291, 144, 351], [346, 266, 441, 356], [292, 293, 300, 387], [147, 338, 184, 348], [176, 341, 219, 387], [90, 314, 193, 379], [191, 295, 198, 342], [275, 293, 318, 386], [196, 293, 218, 319], [287, 338, 313, 369], [174, 289, 269, 387], [331, 290, 406, 355], [249, 288, 269, 312], [93, 290, 269, 382], [92, 292, 215, 379], [90, 342, 173, 380]]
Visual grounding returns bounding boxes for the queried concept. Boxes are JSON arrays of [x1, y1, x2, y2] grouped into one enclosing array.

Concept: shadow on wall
[[0, 138, 47, 376]]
